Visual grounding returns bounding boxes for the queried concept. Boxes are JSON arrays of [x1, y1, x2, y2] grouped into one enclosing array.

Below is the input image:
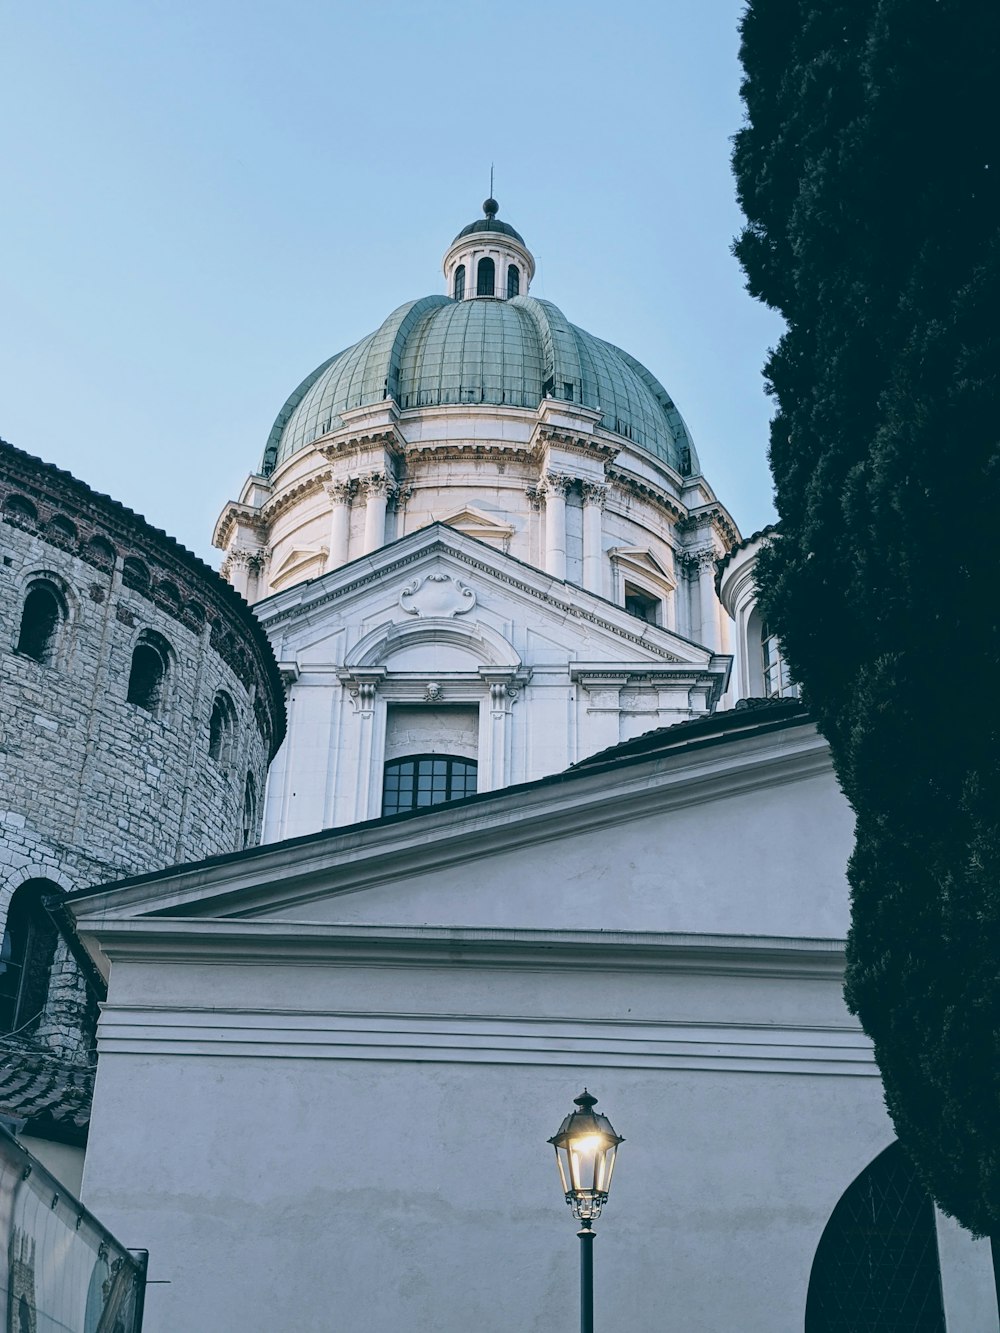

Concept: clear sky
[[0, 0, 783, 565]]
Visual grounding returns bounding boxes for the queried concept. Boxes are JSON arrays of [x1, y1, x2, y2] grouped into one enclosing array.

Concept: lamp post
[[548, 1090, 623, 1333]]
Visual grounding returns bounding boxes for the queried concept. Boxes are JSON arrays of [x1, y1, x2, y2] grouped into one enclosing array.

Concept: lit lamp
[[548, 1090, 623, 1333]]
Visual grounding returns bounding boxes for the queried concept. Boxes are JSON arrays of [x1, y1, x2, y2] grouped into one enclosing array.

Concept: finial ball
[[482, 197, 499, 219]]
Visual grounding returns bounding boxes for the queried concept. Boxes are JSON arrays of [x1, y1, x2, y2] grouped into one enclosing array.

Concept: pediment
[[268, 545, 328, 590], [256, 527, 711, 670], [609, 546, 675, 589], [438, 506, 514, 548]]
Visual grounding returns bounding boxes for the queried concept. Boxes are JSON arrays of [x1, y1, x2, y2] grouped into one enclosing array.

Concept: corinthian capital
[[361, 472, 396, 502], [325, 478, 356, 506], [542, 472, 574, 498], [581, 481, 608, 508]]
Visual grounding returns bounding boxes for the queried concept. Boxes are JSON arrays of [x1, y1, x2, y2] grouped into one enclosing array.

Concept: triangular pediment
[[268, 545, 328, 590], [254, 525, 710, 671], [610, 546, 675, 589], [438, 506, 514, 547]]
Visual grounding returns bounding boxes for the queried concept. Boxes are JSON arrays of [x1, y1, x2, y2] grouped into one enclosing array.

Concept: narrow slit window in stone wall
[[127, 632, 171, 712]]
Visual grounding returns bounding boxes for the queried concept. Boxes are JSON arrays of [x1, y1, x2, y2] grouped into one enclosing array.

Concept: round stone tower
[[0, 437, 285, 1093]]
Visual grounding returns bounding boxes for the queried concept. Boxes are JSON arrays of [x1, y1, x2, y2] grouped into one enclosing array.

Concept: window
[[209, 691, 236, 763], [382, 755, 478, 816], [16, 580, 67, 663], [761, 622, 799, 698], [122, 556, 150, 593], [0, 880, 61, 1035], [562, 382, 574, 401], [127, 631, 171, 712], [3, 495, 38, 528], [476, 257, 495, 296], [624, 583, 659, 625], [507, 264, 520, 298], [453, 264, 466, 301], [242, 774, 257, 848]]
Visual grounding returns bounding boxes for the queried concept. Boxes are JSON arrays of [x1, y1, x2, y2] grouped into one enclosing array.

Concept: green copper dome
[[262, 294, 697, 476]]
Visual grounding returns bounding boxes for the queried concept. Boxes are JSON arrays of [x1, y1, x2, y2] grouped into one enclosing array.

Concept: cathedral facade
[[3, 205, 997, 1330]]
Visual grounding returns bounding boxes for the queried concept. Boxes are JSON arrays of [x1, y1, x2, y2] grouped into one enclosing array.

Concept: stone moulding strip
[[95, 1003, 876, 1077]]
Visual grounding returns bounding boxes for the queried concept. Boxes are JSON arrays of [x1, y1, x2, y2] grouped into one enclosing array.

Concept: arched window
[[122, 556, 150, 593], [382, 755, 478, 816], [3, 495, 38, 528], [242, 774, 257, 848], [46, 515, 77, 547], [0, 879, 62, 1035], [16, 579, 67, 663], [476, 257, 495, 297], [126, 631, 171, 713], [806, 1142, 945, 1331], [453, 264, 466, 301], [84, 534, 116, 571], [506, 264, 520, 298], [209, 691, 236, 763], [761, 621, 799, 699]]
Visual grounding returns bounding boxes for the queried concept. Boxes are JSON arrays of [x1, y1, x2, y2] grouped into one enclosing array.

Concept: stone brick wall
[[0, 439, 286, 1067]]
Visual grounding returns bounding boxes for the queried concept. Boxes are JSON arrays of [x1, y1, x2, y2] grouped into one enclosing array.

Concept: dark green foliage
[[734, 0, 1000, 1235]]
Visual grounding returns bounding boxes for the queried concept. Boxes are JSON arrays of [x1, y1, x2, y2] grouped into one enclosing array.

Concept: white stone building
[[55, 204, 1000, 1329]]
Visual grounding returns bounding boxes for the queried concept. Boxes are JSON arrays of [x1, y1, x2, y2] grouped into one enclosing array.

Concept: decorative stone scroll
[[399, 572, 477, 618]]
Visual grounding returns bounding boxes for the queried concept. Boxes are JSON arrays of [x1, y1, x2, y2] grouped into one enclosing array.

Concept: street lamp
[[548, 1090, 623, 1333]]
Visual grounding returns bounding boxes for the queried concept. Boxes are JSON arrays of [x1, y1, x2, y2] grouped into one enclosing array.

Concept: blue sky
[[0, 0, 782, 564]]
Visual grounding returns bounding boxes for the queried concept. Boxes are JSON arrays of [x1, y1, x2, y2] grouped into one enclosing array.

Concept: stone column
[[224, 548, 256, 600], [324, 480, 354, 572], [581, 482, 607, 594], [543, 473, 572, 581], [696, 549, 720, 651], [362, 474, 392, 555]]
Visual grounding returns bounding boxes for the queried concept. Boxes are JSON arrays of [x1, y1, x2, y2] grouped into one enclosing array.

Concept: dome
[[262, 294, 698, 477], [451, 216, 527, 245]]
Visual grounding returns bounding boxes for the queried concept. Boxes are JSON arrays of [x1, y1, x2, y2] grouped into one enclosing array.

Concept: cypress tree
[[733, 0, 1000, 1236]]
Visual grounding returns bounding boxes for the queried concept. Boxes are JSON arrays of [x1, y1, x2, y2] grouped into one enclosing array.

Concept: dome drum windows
[[623, 583, 660, 626], [506, 264, 520, 298], [16, 578, 69, 664], [453, 264, 466, 301], [127, 630, 173, 714]]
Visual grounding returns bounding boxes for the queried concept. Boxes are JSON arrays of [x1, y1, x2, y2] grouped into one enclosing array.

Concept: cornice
[[604, 464, 687, 523], [259, 466, 334, 529], [85, 919, 849, 978]]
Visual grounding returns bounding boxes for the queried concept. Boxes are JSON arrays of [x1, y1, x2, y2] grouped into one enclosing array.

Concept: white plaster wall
[[81, 957, 893, 1333], [265, 763, 856, 941]]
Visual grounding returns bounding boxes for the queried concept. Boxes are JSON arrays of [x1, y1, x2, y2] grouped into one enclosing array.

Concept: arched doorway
[[806, 1142, 945, 1330]]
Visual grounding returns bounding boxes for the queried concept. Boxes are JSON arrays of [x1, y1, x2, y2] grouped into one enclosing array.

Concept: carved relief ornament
[[399, 573, 477, 618]]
